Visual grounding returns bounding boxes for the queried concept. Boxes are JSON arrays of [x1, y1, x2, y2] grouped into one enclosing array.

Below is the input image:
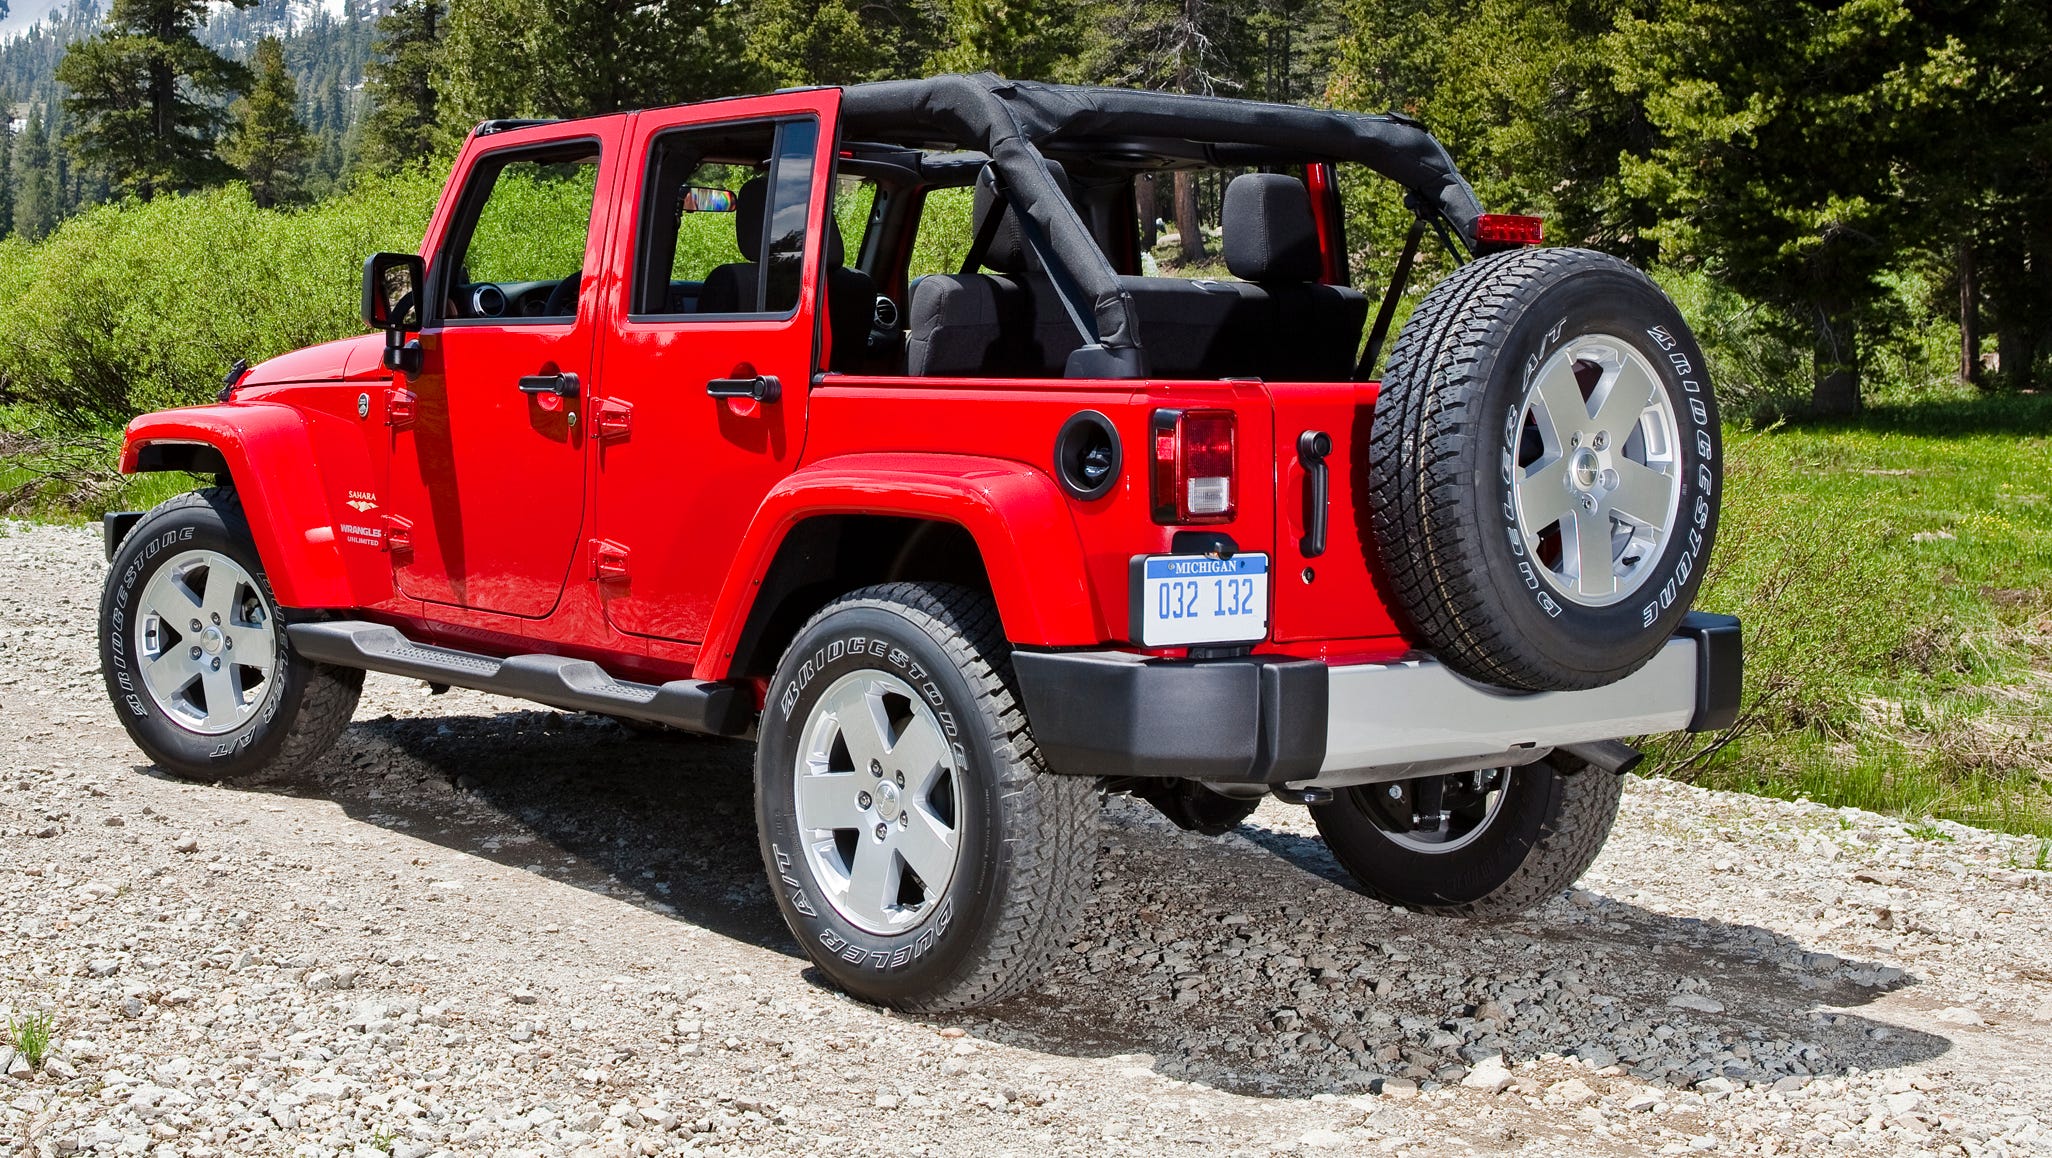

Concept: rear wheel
[[1310, 753, 1620, 917], [755, 582, 1098, 1011], [99, 489, 362, 783]]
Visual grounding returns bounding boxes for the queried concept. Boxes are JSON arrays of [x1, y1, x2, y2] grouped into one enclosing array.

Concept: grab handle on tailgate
[[1297, 430, 1331, 558]]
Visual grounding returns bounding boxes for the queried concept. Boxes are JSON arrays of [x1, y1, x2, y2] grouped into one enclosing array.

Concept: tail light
[[1474, 213, 1544, 247], [1150, 408, 1236, 524]]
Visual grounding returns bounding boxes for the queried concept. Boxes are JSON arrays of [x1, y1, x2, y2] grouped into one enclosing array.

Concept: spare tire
[[1369, 248, 1721, 691]]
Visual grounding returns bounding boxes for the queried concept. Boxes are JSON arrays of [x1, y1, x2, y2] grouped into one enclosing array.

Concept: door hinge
[[386, 388, 417, 428], [595, 397, 632, 440], [590, 539, 630, 582], [382, 514, 414, 553]]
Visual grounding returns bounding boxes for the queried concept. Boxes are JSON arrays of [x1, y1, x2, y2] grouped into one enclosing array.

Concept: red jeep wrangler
[[99, 76, 1737, 1012]]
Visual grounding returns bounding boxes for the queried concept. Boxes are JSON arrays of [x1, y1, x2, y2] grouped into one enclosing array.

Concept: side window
[[632, 118, 820, 318], [445, 146, 601, 321]]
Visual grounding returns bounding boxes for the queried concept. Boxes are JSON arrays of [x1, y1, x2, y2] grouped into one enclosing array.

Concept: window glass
[[633, 118, 819, 318], [448, 150, 599, 320], [760, 120, 818, 313]]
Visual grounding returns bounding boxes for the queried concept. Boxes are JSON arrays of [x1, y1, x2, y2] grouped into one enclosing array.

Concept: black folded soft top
[[839, 73, 1484, 374]]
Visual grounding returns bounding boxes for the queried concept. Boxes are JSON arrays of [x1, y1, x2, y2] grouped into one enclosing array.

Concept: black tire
[[755, 582, 1098, 1012], [100, 488, 363, 784], [1370, 247, 1721, 691], [1311, 754, 1621, 917]]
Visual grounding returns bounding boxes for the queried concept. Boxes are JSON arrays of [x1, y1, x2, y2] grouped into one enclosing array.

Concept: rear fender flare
[[698, 453, 1103, 679], [122, 404, 358, 609]]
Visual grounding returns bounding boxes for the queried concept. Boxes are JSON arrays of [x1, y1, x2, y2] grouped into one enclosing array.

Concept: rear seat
[[1209, 173, 1369, 381], [906, 165, 1081, 377]]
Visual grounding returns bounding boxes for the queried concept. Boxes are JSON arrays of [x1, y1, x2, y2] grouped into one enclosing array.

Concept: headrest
[[735, 176, 768, 262], [972, 160, 1070, 274], [1223, 173, 1321, 283], [736, 175, 847, 267]]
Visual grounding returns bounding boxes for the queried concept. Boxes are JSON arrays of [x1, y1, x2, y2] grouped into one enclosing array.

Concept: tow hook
[[1271, 785, 1335, 806], [1560, 740, 1644, 775]]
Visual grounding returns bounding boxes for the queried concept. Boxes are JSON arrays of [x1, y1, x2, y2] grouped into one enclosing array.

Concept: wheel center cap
[[199, 626, 226, 656], [1570, 447, 1603, 491], [874, 780, 902, 822]]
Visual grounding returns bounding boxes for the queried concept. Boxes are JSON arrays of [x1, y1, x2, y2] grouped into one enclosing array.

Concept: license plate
[[1132, 554, 1270, 647]]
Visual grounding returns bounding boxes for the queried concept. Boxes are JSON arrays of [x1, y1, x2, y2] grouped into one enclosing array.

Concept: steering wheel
[[543, 273, 582, 318]]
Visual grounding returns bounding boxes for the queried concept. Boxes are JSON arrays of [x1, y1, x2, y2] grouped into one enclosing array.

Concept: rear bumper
[[1012, 612, 1741, 784]]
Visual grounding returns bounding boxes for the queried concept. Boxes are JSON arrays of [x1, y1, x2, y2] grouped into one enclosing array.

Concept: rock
[[87, 958, 120, 977], [1460, 1060, 1513, 1094], [173, 835, 199, 853], [1375, 1078, 1418, 1099], [511, 990, 539, 1005], [45, 1057, 79, 1080], [1667, 994, 1726, 1014], [32, 825, 59, 838], [6, 1052, 30, 1078], [1935, 1007, 1985, 1026], [1550, 1078, 1597, 1103], [305, 971, 337, 992], [1624, 1092, 1660, 1112], [102, 815, 124, 827], [1297, 1128, 1348, 1148], [2032, 1001, 2052, 1025], [874, 1093, 901, 1110]]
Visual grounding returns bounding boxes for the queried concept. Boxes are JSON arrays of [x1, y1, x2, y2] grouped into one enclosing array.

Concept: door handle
[[1297, 430, 1331, 559], [707, 374, 781, 403], [518, 370, 580, 399]]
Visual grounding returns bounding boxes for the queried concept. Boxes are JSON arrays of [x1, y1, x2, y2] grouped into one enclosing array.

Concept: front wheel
[[1311, 753, 1620, 917], [755, 582, 1098, 1012], [99, 489, 363, 783]]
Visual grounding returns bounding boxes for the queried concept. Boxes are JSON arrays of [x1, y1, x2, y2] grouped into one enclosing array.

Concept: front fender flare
[[122, 404, 357, 609], [698, 453, 1104, 679]]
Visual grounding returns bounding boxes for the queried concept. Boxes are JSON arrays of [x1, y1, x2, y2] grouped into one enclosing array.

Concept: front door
[[388, 130, 622, 618], [592, 93, 840, 643]]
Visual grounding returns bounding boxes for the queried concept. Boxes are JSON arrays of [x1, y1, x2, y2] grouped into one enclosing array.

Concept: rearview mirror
[[361, 252, 425, 331], [679, 186, 737, 214]]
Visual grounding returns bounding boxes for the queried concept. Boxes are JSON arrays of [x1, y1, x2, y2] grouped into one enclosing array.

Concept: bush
[[0, 173, 441, 423]]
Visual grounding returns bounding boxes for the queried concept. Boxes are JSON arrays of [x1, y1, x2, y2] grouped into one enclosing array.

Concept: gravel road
[[4, 517, 2051, 1158]]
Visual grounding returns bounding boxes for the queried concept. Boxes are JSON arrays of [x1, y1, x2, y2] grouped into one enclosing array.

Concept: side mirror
[[361, 252, 426, 375]]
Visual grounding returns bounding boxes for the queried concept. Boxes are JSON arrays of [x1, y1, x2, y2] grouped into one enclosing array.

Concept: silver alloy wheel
[[1512, 335, 1683, 607], [1367, 768, 1510, 854], [794, 670, 963, 935], [135, 549, 277, 735]]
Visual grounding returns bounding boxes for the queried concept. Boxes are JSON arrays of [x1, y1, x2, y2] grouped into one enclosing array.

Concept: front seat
[[699, 176, 878, 371]]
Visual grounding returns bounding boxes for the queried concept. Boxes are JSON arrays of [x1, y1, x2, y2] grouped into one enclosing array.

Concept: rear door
[[591, 92, 840, 644]]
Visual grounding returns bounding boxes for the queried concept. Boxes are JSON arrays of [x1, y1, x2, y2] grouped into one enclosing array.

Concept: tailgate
[[1267, 381, 1408, 646]]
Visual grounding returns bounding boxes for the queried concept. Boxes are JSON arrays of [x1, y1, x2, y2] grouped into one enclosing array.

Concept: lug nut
[[210, 658, 221, 671], [224, 638, 232, 650], [1591, 430, 1609, 450], [190, 619, 202, 632], [895, 771, 905, 787], [1387, 785, 1402, 799], [898, 814, 909, 829], [189, 646, 202, 659], [874, 823, 888, 841], [1579, 493, 1599, 512], [211, 613, 221, 625], [869, 760, 882, 777], [1570, 432, 1581, 448], [858, 792, 873, 809]]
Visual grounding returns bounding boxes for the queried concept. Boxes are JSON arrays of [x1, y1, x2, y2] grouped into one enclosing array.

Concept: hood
[[240, 334, 387, 387]]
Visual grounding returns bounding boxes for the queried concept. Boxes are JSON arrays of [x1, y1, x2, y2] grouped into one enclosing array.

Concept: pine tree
[[55, 0, 259, 201], [930, 0, 1079, 79], [11, 106, 57, 240], [359, 0, 443, 173], [0, 98, 14, 240], [222, 37, 310, 207]]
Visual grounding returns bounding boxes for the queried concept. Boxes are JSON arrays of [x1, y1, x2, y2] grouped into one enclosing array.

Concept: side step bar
[[285, 621, 753, 736]]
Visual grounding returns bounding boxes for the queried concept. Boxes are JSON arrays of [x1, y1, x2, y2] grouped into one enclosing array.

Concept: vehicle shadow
[[227, 702, 1949, 1101]]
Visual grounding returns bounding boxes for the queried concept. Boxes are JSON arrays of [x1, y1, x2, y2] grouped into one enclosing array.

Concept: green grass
[[1650, 390, 2052, 835], [7, 1010, 53, 1069]]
